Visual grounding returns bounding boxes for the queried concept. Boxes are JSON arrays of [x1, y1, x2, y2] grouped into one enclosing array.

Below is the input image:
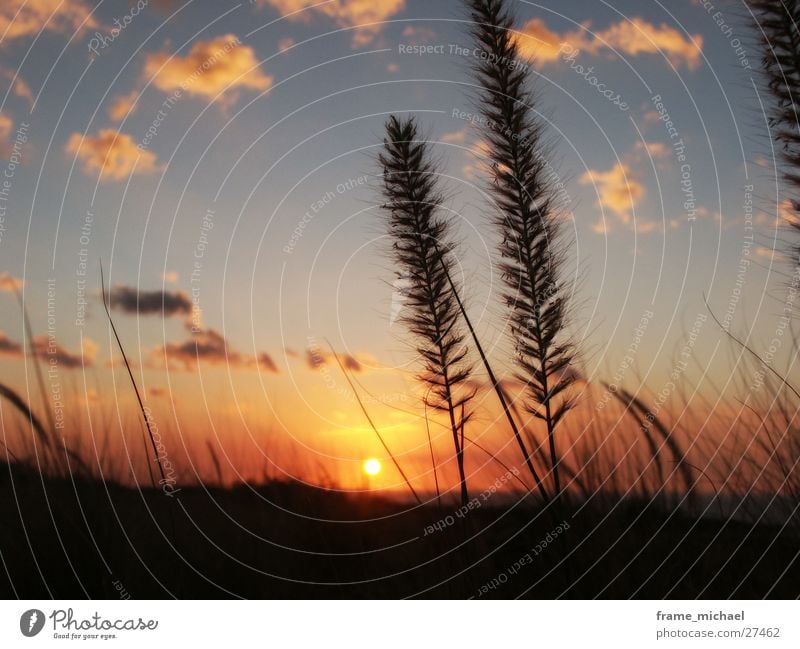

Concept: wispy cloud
[[581, 160, 645, 227], [635, 140, 670, 160], [257, 0, 405, 47], [0, 0, 97, 42], [110, 285, 192, 317], [0, 331, 22, 356], [439, 129, 467, 144], [277, 36, 296, 52], [65, 128, 162, 181], [401, 25, 436, 45], [0, 112, 13, 157], [518, 17, 702, 70], [154, 324, 279, 372], [0, 68, 34, 105], [107, 89, 139, 122], [256, 352, 278, 373], [580, 135, 680, 234], [31, 335, 97, 368], [305, 346, 362, 372], [143, 34, 272, 101], [0, 272, 23, 293]]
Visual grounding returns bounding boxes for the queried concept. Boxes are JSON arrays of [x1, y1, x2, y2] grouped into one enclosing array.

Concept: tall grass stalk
[[441, 261, 551, 503], [0, 382, 49, 462], [705, 295, 800, 401], [423, 390, 443, 509], [466, 0, 578, 504], [609, 385, 693, 495], [15, 287, 58, 471], [100, 265, 166, 491], [379, 115, 475, 505], [751, 0, 800, 265]]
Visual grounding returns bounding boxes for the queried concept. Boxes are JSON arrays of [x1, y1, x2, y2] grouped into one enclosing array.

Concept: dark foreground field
[[0, 461, 797, 599]]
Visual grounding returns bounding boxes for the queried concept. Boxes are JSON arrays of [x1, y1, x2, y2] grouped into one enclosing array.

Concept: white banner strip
[[0, 600, 797, 648]]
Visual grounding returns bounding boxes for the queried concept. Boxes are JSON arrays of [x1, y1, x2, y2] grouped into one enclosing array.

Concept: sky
[[0, 0, 794, 492]]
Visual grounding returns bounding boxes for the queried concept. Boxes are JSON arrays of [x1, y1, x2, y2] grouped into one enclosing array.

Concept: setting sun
[[363, 459, 381, 476]]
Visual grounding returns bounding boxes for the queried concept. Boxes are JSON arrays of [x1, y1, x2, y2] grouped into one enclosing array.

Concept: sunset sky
[[0, 0, 791, 492]]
